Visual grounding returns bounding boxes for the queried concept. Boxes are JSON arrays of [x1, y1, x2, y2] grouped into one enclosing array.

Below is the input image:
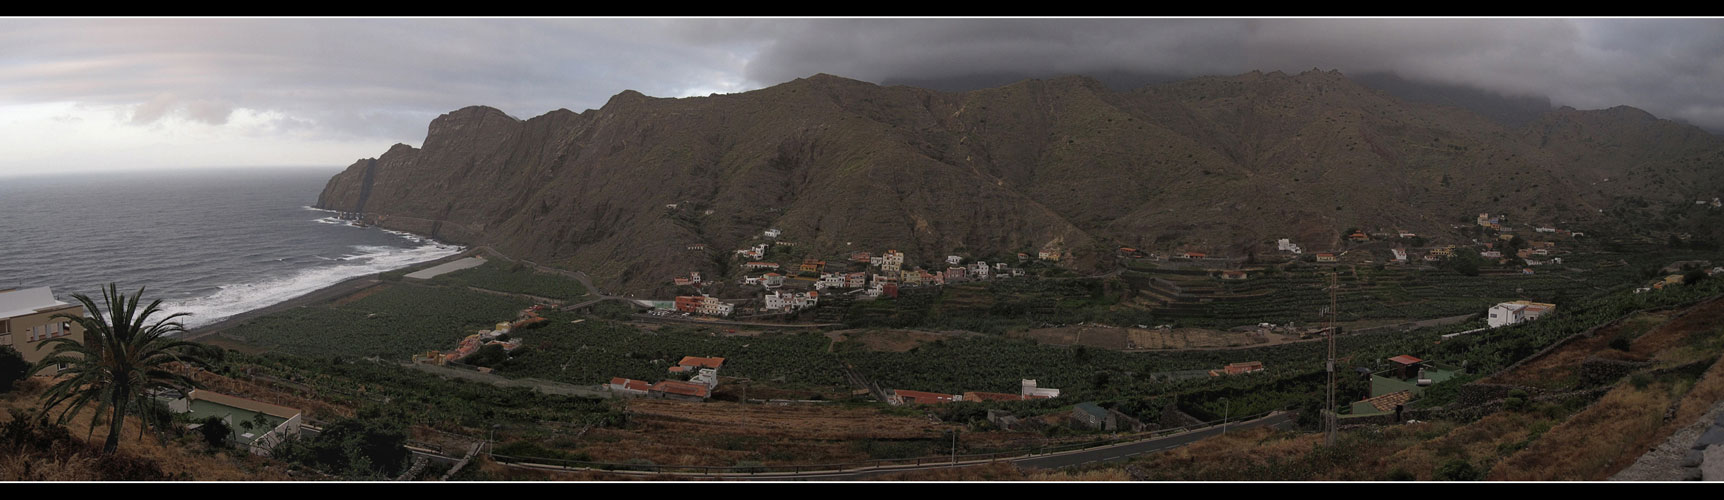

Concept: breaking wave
[[165, 230, 462, 329]]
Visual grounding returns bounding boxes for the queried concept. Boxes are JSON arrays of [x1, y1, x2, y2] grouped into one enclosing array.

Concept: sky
[[3, 17, 1723, 178]]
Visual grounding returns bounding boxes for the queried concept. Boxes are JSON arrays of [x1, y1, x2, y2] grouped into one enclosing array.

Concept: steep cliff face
[[319, 71, 1724, 295]]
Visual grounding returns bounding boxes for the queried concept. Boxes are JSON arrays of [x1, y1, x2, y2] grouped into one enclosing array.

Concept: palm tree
[[32, 283, 210, 454]]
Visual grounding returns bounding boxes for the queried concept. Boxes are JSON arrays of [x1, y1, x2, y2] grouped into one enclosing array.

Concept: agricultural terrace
[[1116, 282, 1724, 481], [1122, 262, 1638, 329]]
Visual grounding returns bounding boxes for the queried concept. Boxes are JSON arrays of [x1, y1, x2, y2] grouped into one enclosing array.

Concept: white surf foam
[[169, 239, 463, 329]]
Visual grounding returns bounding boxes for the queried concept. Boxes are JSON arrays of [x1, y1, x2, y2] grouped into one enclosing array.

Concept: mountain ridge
[[317, 70, 1724, 295]]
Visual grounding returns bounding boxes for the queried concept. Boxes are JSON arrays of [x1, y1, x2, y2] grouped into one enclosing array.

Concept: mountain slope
[[318, 70, 1724, 295]]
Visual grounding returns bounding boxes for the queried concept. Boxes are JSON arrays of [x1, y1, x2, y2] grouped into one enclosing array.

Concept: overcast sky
[[3, 17, 1722, 177]]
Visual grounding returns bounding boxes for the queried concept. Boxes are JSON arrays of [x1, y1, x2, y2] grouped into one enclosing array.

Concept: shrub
[[0, 346, 27, 393], [1434, 459, 1483, 481], [198, 416, 232, 449]]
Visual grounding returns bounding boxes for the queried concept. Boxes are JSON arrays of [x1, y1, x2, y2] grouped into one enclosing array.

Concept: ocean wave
[[166, 241, 464, 329]]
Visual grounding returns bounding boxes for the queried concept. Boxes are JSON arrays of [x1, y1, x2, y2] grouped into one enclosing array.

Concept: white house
[[821, 272, 846, 288], [1021, 379, 1060, 399], [764, 291, 789, 311], [764, 228, 781, 238], [969, 261, 990, 280], [1487, 300, 1556, 328], [1277, 238, 1303, 254], [1390, 248, 1408, 263], [947, 255, 963, 266], [762, 273, 785, 288]]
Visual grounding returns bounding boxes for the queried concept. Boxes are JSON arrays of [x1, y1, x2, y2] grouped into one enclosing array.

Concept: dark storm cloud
[[4, 17, 1722, 150], [734, 18, 1724, 132]]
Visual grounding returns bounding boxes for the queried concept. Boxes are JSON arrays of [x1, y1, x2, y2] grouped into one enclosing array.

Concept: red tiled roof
[[894, 389, 955, 404], [961, 391, 1026, 402], [1388, 355, 1423, 365], [651, 380, 710, 398], [610, 378, 650, 391], [678, 356, 726, 369], [1364, 390, 1414, 412]]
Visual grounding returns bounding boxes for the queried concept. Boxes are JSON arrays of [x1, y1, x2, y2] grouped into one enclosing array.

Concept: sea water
[[0, 167, 462, 328]]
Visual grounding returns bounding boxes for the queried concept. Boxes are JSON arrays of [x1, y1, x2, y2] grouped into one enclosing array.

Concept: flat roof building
[[0, 287, 86, 375]]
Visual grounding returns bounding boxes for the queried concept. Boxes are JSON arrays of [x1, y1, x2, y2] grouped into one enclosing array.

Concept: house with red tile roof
[[676, 356, 726, 370], [650, 380, 711, 402], [608, 377, 651, 396], [889, 389, 957, 405]]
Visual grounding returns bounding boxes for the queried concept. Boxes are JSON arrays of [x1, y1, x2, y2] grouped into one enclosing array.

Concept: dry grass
[[868, 462, 1031, 481], [549, 398, 964, 467], [1490, 382, 1670, 480], [1021, 468, 1132, 481], [1484, 313, 1663, 388], [1662, 353, 1724, 432], [1370, 411, 1549, 480]]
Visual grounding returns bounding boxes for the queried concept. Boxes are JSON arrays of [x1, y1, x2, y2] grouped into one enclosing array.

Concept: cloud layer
[[2, 18, 1721, 175]]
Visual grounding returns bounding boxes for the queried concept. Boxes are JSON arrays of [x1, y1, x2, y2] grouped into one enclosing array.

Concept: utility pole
[[1326, 272, 1338, 447], [1222, 397, 1230, 435]]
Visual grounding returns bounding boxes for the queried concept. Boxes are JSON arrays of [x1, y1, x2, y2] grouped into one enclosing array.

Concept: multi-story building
[[0, 287, 86, 375]]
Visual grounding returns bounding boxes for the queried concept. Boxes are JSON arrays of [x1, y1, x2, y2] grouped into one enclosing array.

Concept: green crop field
[[220, 284, 532, 359], [430, 259, 590, 300]]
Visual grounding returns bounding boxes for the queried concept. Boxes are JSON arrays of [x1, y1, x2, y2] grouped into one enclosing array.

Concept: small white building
[[1487, 300, 1556, 328], [947, 255, 963, 266], [608, 377, 651, 396], [764, 228, 781, 239], [1021, 379, 1060, 399], [969, 261, 990, 280]]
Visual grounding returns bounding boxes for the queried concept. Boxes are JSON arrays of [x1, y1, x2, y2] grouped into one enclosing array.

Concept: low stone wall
[[1579, 357, 1654, 387]]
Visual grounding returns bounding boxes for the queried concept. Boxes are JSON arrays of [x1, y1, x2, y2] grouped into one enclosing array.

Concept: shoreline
[[180, 244, 483, 343]]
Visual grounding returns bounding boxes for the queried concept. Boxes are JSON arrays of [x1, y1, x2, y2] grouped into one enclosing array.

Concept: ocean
[[0, 167, 463, 329]]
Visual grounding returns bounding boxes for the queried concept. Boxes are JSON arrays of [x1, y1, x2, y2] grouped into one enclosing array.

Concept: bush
[[0, 346, 27, 393], [273, 407, 410, 478], [198, 416, 232, 449], [1434, 459, 1483, 481]]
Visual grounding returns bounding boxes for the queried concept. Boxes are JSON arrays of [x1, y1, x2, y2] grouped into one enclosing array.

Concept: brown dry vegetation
[[1490, 381, 1672, 480], [1484, 312, 1670, 389], [1374, 410, 1558, 480], [552, 398, 962, 467], [0, 378, 295, 481]]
